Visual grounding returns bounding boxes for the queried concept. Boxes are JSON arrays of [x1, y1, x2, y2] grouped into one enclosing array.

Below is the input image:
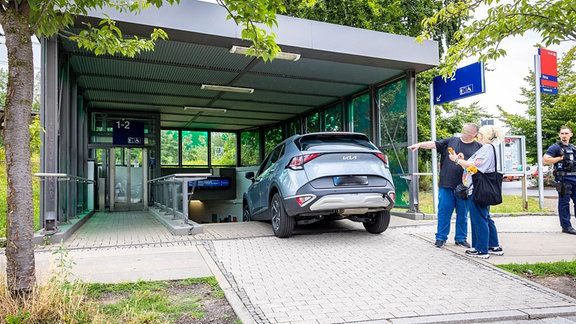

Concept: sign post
[[535, 48, 558, 209]]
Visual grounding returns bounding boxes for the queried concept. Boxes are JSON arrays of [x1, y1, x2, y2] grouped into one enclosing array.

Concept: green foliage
[[499, 46, 576, 164], [418, 0, 576, 77], [284, 0, 464, 50], [211, 132, 237, 166], [498, 260, 576, 277], [87, 277, 229, 322], [241, 130, 260, 166]]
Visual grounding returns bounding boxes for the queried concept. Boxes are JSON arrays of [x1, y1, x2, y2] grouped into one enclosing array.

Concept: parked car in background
[[526, 165, 551, 180], [243, 132, 396, 238]]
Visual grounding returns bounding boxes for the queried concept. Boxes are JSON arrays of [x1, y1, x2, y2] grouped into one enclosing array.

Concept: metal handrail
[[148, 173, 211, 221], [34, 172, 95, 183], [148, 173, 212, 183]]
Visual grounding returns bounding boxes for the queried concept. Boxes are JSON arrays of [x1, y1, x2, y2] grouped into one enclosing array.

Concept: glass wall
[[241, 130, 260, 166], [211, 132, 236, 166], [287, 118, 302, 136], [352, 93, 371, 137], [182, 131, 208, 166], [160, 130, 179, 165], [379, 79, 409, 207], [306, 112, 320, 133], [324, 103, 343, 132], [264, 126, 283, 156]]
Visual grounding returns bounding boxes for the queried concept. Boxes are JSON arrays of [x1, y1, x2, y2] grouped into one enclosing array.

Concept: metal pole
[[534, 54, 545, 210], [429, 84, 439, 214]]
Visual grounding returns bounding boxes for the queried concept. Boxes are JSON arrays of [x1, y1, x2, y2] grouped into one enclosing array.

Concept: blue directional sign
[[432, 62, 485, 105], [541, 86, 558, 95]]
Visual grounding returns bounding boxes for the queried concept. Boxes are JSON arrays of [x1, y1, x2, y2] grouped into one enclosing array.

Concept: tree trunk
[[1, 4, 36, 296]]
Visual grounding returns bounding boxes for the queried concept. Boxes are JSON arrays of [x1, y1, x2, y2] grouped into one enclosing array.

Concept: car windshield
[[298, 134, 377, 151]]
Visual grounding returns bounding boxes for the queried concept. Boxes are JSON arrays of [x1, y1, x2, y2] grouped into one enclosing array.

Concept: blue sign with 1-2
[[432, 62, 486, 105]]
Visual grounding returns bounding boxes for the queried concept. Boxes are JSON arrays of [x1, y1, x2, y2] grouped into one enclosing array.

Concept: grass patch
[[0, 246, 239, 323], [497, 260, 576, 277], [86, 277, 237, 323], [413, 192, 550, 215]]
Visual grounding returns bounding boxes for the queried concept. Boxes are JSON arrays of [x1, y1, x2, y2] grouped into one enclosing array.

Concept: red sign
[[539, 48, 558, 94], [539, 48, 558, 79], [541, 79, 558, 88]]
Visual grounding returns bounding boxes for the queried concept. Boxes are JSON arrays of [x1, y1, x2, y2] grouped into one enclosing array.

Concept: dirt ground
[[525, 275, 576, 299]]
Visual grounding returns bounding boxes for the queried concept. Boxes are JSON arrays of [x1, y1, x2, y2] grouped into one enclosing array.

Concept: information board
[[500, 136, 526, 175], [113, 120, 144, 146]]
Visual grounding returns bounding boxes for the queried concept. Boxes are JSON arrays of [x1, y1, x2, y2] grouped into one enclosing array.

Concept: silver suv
[[243, 132, 396, 238]]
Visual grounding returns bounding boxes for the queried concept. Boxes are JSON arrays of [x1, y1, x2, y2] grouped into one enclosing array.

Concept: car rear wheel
[[271, 193, 294, 238], [363, 210, 391, 234], [243, 204, 251, 222]]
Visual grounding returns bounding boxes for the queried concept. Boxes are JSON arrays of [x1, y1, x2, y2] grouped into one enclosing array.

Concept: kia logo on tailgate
[[342, 155, 357, 160]]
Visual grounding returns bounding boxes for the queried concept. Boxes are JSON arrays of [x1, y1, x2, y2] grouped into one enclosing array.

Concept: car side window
[[256, 144, 284, 178]]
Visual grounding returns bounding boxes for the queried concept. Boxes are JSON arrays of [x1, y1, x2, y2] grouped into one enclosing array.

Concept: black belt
[[556, 171, 576, 176]]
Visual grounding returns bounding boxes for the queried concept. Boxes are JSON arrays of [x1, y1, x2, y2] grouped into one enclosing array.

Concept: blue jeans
[[468, 200, 500, 254], [557, 179, 576, 228], [436, 187, 469, 242]]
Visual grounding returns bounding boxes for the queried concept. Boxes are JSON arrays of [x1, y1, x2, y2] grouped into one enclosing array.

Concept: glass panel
[[128, 148, 143, 205], [211, 132, 237, 166], [306, 112, 320, 133], [352, 93, 371, 137], [264, 126, 283, 156], [182, 130, 208, 166], [324, 104, 343, 132], [287, 119, 302, 136], [241, 130, 260, 166], [379, 79, 408, 207], [160, 130, 179, 166], [379, 79, 407, 145]]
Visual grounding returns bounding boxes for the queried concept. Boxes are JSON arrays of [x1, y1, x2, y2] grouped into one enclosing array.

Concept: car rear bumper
[[283, 190, 395, 217]]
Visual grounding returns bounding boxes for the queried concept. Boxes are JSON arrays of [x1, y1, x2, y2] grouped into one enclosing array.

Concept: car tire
[[271, 193, 294, 238], [363, 210, 391, 234], [243, 204, 251, 222]]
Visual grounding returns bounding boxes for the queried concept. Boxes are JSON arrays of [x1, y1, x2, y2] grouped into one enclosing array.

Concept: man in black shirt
[[409, 123, 482, 248], [543, 126, 576, 235]]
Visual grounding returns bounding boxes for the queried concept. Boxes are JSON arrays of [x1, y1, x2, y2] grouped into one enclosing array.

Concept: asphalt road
[[502, 179, 557, 197]]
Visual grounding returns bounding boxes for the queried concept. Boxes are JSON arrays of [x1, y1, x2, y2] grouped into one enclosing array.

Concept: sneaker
[[455, 240, 471, 248], [488, 247, 504, 256], [465, 249, 490, 259], [434, 240, 445, 248]]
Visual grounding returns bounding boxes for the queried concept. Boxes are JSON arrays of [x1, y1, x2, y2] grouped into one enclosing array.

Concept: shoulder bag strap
[[490, 144, 497, 173]]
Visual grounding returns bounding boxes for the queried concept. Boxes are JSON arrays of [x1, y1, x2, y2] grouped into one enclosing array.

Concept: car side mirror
[[245, 171, 255, 182]]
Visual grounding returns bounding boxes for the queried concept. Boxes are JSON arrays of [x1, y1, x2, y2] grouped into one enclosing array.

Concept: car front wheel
[[363, 210, 391, 234], [271, 193, 294, 238]]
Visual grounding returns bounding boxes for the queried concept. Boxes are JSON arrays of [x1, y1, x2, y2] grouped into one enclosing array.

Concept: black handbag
[[471, 144, 503, 206], [455, 183, 468, 200]]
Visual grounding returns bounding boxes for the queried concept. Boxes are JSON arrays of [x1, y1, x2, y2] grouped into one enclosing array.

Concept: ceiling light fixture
[[200, 84, 254, 94], [230, 45, 301, 62], [183, 106, 227, 113]]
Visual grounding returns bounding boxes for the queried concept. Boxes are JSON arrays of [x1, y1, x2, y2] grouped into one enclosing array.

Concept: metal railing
[[34, 172, 95, 231], [148, 173, 211, 221]]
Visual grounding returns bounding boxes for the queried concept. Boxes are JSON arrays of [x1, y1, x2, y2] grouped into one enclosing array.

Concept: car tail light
[[375, 153, 388, 164], [295, 195, 315, 206], [287, 153, 321, 170], [387, 191, 396, 202]]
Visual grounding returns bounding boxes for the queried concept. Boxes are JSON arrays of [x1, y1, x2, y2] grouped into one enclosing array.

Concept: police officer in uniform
[[543, 126, 576, 235]]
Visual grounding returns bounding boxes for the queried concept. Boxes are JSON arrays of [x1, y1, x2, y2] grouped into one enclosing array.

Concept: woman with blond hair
[[448, 125, 505, 259]]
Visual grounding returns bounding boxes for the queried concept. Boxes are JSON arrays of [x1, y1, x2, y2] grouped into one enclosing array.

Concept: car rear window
[[298, 134, 377, 151]]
